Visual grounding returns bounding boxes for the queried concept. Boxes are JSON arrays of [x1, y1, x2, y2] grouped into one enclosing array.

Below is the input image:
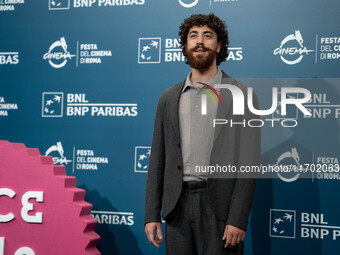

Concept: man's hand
[[222, 224, 245, 248], [145, 222, 163, 248]]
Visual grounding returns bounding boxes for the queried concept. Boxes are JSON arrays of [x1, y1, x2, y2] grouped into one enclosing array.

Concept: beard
[[186, 45, 217, 70]]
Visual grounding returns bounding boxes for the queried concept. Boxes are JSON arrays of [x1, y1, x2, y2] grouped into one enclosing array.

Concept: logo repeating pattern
[[138, 38, 161, 64], [42, 92, 64, 117], [270, 209, 296, 238], [134, 146, 151, 172]]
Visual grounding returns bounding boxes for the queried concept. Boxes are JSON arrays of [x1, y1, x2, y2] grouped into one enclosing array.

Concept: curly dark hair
[[179, 13, 229, 66]]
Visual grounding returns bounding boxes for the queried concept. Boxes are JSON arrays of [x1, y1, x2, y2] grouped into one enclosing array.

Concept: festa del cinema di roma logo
[[43, 36, 112, 67], [274, 30, 314, 65], [45, 141, 72, 165], [43, 37, 75, 68], [178, 0, 199, 8]]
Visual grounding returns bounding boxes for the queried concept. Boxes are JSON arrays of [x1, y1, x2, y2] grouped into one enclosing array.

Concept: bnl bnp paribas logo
[[49, 0, 70, 10], [42, 92, 64, 117], [274, 30, 314, 65], [270, 209, 340, 241], [49, 0, 145, 10], [134, 146, 151, 173], [138, 38, 243, 64], [0, 51, 19, 65], [270, 209, 296, 238], [42, 92, 138, 117]]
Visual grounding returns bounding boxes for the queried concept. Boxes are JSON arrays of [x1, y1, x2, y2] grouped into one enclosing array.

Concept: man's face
[[186, 25, 221, 70]]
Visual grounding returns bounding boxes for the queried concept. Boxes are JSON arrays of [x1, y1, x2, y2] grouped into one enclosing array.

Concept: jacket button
[[177, 144, 180, 148], [177, 165, 182, 170]]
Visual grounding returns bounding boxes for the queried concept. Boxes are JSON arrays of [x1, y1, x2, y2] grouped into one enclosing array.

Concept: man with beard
[[144, 14, 260, 255]]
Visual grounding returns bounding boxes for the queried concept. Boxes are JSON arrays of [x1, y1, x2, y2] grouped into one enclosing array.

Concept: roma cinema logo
[[273, 30, 314, 65], [43, 37, 75, 68]]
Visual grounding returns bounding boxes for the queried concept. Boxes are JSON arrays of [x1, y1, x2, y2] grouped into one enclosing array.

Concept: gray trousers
[[165, 181, 244, 255]]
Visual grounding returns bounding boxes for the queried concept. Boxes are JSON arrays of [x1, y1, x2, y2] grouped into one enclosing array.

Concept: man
[[145, 14, 260, 255]]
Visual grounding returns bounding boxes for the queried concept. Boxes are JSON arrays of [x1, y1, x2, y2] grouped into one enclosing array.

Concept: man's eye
[[191, 35, 197, 38], [205, 35, 212, 38]]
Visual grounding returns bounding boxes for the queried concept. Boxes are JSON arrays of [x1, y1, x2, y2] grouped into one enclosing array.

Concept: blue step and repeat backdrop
[[1, 0, 340, 254]]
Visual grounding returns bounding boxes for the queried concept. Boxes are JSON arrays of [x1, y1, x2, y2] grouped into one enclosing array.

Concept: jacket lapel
[[172, 79, 186, 145]]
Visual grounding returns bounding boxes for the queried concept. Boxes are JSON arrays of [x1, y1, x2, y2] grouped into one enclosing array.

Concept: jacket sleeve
[[144, 94, 166, 225], [226, 91, 261, 231]]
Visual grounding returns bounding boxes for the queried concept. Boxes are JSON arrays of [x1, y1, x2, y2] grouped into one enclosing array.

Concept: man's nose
[[196, 42, 204, 48], [196, 34, 204, 44]]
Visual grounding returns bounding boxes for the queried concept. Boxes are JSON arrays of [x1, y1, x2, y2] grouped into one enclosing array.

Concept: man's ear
[[217, 42, 221, 53]]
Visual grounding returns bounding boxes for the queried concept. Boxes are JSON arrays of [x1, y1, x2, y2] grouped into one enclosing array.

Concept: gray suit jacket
[[144, 71, 260, 231]]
